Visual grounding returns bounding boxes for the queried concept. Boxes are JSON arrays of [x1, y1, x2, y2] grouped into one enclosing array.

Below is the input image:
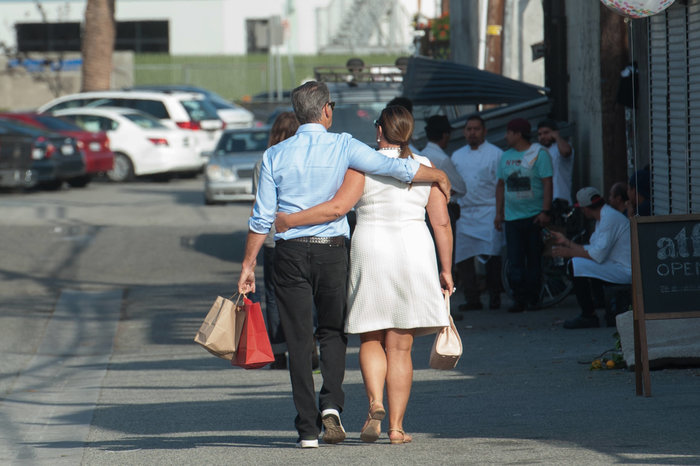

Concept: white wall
[[566, 0, 603, 192], [502, 0, 544, 86], [0, 0, 438, 55]]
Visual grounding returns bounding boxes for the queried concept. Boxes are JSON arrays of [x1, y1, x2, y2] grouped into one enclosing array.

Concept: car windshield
[[0, 117, 48, 136], [207, 94, 239, 110], [122, 112, 168, 129], [217, 130, 269, 153], [330, 103, 385, 146], [181, 99, 220, 122], [34, 115, 83, 131]]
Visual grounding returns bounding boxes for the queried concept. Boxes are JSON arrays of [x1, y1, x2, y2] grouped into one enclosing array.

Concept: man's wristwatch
[[541, 210, 552, 216]]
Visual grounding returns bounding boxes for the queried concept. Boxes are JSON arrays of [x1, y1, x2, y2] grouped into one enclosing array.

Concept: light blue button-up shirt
[[250, 123, 420, 239]]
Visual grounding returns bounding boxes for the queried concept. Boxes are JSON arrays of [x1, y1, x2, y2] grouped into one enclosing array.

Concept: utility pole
[[485, 0, 505, 75], [543, 0, 568, 121]]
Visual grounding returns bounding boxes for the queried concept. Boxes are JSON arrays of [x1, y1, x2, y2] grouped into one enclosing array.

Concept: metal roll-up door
[[649, 11, 671, 215], [648, 3, 694, 215], [688, 3, 700, 211], [667, 6, 690, 214]]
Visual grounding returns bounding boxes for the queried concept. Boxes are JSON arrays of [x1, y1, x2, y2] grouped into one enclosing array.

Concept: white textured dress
[[346, 148, 450, 336]]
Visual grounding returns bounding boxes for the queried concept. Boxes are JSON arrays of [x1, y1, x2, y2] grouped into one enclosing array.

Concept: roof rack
[[314, 58, 407, 83]]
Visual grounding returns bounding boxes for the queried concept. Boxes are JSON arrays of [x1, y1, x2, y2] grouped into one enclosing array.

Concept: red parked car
[[0, 112, 113, 186]]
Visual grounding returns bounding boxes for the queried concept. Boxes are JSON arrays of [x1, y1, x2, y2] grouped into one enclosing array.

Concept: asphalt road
[[1, 178, 699, 465]]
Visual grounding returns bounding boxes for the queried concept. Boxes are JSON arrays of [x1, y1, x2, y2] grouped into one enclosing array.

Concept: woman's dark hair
[[610, 182, 629, 202], [268, 112, 299, 147], [376, 105, 414, 159]]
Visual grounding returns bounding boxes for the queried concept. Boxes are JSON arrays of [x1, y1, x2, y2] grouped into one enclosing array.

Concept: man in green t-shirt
[[495, 118, 553, 312]]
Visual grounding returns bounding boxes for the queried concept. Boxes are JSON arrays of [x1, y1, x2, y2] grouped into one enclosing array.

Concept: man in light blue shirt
[[237, 81, 450, 448]]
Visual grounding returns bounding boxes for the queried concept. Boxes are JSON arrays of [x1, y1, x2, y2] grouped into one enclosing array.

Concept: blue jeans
[[505, 216, 543, 306]]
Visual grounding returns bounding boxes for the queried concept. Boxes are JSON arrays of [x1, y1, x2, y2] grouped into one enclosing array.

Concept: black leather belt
[[281, 236, 345, 246]]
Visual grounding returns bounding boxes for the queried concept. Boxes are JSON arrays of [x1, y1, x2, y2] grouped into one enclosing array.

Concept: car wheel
[[67, 175, 91, 188], [39, 179, 63, 191], [107, 153, 134, 182], [151, 173, 173, 182], [178, 170, 200, 179]]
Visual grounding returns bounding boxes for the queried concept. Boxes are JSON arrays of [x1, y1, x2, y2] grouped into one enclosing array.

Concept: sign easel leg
[[633, 317, 652, 396]]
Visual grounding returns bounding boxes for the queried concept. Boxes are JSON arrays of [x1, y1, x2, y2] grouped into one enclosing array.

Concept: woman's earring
[[377, 138, 381, 143]]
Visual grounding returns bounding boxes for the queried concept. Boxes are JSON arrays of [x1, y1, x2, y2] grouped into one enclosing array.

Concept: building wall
[[0, 51, 133, 111], [566, 0, 603, 192], [502, 0, 544, 86], [450, 0, 544, 85], [0, 0, 438, 56]]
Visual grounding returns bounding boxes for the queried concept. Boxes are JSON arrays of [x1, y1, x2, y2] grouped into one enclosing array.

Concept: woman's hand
[[440, 271, 454, 296], [275, 212, 290, 233]]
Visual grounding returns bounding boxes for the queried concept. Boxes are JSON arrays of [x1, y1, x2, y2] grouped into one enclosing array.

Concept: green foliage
[[133, 53, 402, 103]]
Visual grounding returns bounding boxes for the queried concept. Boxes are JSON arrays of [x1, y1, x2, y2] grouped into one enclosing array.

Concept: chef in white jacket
[[451, 115, 505, 311]]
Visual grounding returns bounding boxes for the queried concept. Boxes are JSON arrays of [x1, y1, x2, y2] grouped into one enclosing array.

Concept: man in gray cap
[[549, 187, 632, 328]]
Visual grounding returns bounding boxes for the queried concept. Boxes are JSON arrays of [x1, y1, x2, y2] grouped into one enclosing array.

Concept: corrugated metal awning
[[401, 56, 546, 105]]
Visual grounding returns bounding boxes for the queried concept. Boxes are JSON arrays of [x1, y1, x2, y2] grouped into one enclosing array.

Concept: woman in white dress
[[275, 105, 453, 445]]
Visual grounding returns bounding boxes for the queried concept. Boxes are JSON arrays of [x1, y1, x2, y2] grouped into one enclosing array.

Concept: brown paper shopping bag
[[194, 294, 246, 360]]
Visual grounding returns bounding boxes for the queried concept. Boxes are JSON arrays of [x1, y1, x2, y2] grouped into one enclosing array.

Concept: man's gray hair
[[291, 81, 330, 124]]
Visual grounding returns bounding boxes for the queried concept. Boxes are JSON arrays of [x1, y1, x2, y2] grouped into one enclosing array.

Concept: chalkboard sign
[[633, 214, 700, 317], [630, 214, 700, 397]]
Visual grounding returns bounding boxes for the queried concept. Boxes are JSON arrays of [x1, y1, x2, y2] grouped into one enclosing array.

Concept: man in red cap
[[495, 118, 553, 312]]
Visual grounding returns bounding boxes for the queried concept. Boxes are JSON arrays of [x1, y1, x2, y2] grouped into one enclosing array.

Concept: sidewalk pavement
[[3, 285, 700, 465]]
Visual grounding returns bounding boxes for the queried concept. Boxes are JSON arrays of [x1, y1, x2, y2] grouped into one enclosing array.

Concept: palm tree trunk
[[81, 0, 116, 91]]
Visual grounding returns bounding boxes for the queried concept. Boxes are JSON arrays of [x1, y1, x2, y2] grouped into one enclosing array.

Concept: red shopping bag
[[232, 297, 275, 369]]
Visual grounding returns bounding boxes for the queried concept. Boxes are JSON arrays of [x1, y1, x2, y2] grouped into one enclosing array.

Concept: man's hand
[[534, 211, 550, 226], [494, 213, 504, 232], [413, 165, 451, 202], [275, 212, 290, 233], [238, 231, 267, 295], [437, 173, 452, 203], [238, 264, 256, 295], [550, 230, 567, 245]]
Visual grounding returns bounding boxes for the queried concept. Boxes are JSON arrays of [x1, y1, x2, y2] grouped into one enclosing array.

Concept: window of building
[[15, 20, 169, 53]]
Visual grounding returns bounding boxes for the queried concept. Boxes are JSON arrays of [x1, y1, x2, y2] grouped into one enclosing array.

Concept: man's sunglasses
[[326, 101, 335, 111]]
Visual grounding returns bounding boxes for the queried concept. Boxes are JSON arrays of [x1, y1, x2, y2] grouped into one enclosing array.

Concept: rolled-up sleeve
[[584, 230, 614, 263], [346, 138, 419, 182], [248, 150, 276, 234]]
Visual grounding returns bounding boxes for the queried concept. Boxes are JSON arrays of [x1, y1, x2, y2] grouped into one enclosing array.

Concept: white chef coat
[[451, 140, 504, 263], [572, 204, 631, 284], [546, 142, 574, 204], [420, 142, 467, 199]]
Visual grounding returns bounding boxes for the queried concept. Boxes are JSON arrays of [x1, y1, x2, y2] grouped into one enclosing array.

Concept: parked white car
[[127, 85, 255, 129], [38, 90, 224, 155], [53, 107, 204, 182]]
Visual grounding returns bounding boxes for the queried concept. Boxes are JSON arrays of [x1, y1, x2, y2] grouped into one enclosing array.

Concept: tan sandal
[[359, 401, 386, 443], [388, 428, 413, 445]]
